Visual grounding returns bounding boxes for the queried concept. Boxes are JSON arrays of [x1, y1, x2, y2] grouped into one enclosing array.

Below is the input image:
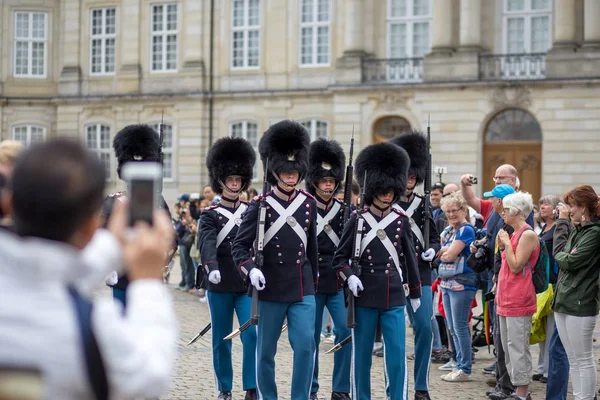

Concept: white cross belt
[[264, 194, 308, 249], [317, 201, 341, 247], [214, 204, 248, 248]]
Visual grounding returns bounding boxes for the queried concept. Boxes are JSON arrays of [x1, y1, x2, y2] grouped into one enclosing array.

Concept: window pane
[[162, 124, 173, 148], [390, 0, 407, 18], [162, 152, 172, 179], [100, 126, 111, 148], [531, 16, 549, 52], [32, 42, 44, 75], [92, 10, 103, 35], [100, 153, 111, 177], [152, 36, 164, 70], [532, 0, 550, 10], [105, 38, 115, 72], [232, 31, 244, 67], [91, 39, 102, 73], [86, 126, 97, 148], [13, 126, 27, 143], [506, 0, 525, 11], [506, 17, 525, 53], [231, 122, 243, 138], [31, 127, 45, 143], [389, 23, 407, 58], [302, 0, 314, 23], [301, 27, 313, 64], [16, 41, 29, 75], [105, 8, 116, 34], [167, 4, 178, 30], [166, 35, 177, 69], [233, 0, 245, 27], [16, 13, 29, 38], [317, 26, 329, 64], [152, 5, 164, 32], [248, 30, 260, 66], [248, 0, 260, 26], [317, 0, 329, 22], [246, 123, 258, 147], [316, 121, 328, 138], [300, 120, 312, 131], [32, 13, 45, 39], [413, 0, 430, 16], [412, 22, 430, 57]]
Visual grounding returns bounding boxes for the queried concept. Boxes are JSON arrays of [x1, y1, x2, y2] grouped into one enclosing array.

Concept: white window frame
[[89, 7, 117, 76], [12, 124, 46, 146], [150, 122, 176, 181], [299, 0, 331, 67], [13, 11, 48, 78], [229, 121, 259, 181], [300, 119, 329, 141], [502, 0, 552, 54], [85, 124, 113, 181], [150, 3, 179, 73], [386, 0, 432, 59], [231, 0, 261, 70]]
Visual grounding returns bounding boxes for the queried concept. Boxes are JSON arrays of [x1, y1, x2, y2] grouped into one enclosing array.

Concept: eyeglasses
[[445, 209, 462, 215], [493, 175, 514, 182]]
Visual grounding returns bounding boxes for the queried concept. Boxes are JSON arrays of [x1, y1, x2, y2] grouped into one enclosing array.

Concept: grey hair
[[441, 191, 468, 213], [539, 194, 560, 208], [515, 177, 521, 190], [502, 191, 534, 219]]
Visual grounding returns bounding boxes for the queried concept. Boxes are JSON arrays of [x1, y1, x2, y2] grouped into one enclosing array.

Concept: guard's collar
[[369, 203, 391, 218], [220, 195, 240, 209], [273, 185, 297, 202], [315, 194, 334, 211]]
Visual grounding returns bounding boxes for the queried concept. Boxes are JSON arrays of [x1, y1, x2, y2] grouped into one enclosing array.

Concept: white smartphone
[[121, 162, 162, 227]]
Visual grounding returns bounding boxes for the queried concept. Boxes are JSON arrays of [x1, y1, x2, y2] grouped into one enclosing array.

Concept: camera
[[484, 291, 495, 302], [470, 176, 478, 185], [121, 162, 162, 227]]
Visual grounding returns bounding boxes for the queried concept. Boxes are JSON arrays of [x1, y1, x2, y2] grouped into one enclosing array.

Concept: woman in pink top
[[496, 192, 540, 400]]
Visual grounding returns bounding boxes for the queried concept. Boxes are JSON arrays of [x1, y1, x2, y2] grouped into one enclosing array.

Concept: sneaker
[[539, 376, 547, 384], [218, 392, 232, 400], [244, 389, 257, 400], [373, 348, 384, 357], [486, 378, 497, 387], [310, 393, 318, 400], [373, 342, 383, 352], [440, 369, 459, 381], [431, 349, 450, 363], [483, 362, 496, 375], [508, 394, 532, 400], [532, 373, 542, 381], [442, 369, 471, 382], [199, 296, 208, 303], [487, 389, 513, 400], [438, 359, 457, 371], [407, 353, 415, 360]]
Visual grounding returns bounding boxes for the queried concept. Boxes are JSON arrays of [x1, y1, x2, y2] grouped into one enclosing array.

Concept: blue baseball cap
[[483, 184, 515, 199], [178, 193, 190, 202]]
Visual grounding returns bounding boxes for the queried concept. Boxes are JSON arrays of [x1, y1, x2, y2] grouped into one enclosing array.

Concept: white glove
[[208, 270, 221, 284], [421, 248, 436, 262], [105, 271, 118, 286], [347, 275, 364, 297], [410, 298, 421, 313], [249, 268, 266, 291]]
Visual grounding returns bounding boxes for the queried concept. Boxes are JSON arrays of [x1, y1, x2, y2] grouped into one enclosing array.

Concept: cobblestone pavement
[[155, 262, 597, 400]]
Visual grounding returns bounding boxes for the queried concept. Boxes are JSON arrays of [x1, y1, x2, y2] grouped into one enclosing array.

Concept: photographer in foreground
[[0, 139, 177, 399]]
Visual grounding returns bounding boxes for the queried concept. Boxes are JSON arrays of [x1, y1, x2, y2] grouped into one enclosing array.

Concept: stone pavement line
[[163, 260, 587, 399]]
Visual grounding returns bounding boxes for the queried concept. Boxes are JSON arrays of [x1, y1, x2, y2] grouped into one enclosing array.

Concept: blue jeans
[[442, 288, 476, 374], [432, 315, 442, 352], [545, 322, 570, 400]]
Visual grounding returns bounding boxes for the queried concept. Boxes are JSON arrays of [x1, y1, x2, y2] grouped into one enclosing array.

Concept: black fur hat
[[206, 137, 256, 195], [306, 138, 346, 196], [258, 120, 310, 187], [113, 124, 161, 179], [355, 142, 410, 206], [388, 130, 428, 185]]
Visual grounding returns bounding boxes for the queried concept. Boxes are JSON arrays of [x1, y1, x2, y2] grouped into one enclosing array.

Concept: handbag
[[182, 230, 195, 249], [438, 223, 468, 279]]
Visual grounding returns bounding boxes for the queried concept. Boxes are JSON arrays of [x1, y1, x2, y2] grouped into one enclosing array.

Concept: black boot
[[331, 392, 351, 400], [217, 392, 232, 400], [310, 393, 319, 400], [244, 389, 257, 400], [415, 390, 431, 400]]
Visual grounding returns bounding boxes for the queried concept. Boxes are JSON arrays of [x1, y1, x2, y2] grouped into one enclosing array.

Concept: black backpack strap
[[67, 286, 109, 400]]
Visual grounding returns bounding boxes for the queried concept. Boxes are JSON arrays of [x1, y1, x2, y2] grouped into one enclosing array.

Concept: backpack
[[518, 228, 550, 294]]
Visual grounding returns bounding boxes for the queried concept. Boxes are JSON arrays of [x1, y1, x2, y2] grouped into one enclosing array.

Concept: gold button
[[278, 253, 282, 257], [387, 263, 391, 267], [298, 252, 302, 256], [385, 270, 389, 274], [370, 269, 374, 273], [296, 260, 301, 264]]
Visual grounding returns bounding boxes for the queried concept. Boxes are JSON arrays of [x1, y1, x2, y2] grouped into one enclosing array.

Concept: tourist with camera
[[552, 185, 600, 400]]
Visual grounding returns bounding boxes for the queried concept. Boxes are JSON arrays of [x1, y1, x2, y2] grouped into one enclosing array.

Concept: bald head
[[494, 164, 518, 188], [443, 183, 459, 196]]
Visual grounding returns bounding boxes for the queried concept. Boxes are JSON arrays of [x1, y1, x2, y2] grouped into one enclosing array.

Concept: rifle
[[186, 322, 212, 346], [423, 115, 431, 250], [342, 127, 355, 223], [346, 172, 367, 329], [157, 111, 165, 195], [224, 159, 269, 341]]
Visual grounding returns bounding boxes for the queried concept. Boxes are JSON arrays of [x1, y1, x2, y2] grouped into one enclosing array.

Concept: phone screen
[[129, 179, 155, 226]]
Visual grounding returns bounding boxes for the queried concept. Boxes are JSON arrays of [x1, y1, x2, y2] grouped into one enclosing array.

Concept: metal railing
[[362, 58, 424, 83], [479, 53, 546, 80]]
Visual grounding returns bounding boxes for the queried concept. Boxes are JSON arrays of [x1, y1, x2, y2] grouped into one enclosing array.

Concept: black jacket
[[315, 198, 347, 295]]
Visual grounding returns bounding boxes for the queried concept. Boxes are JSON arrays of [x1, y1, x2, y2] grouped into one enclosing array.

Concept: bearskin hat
[[258, 120, 310, 186], [388, 130, 428, 185], [113, 124, 161, 179], [355, 142, 410, 206], [206, 137, 256, 195], [306, 138, 346, 196]]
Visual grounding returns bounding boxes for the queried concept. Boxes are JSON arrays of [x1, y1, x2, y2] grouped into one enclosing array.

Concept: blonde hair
[[441, 191, 468, 213], [0, 140, 24, 166]]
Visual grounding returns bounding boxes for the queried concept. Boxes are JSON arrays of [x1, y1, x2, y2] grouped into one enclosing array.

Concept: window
[[503, 0, 551, 54], [373, 116, 411, 143], [387, 0, 431, 58], [150, 123, 175, 180], [14, 12, 47, 77], [231, 0, 260, 69], [12, 125, 46, 146], [85, 124, 112, 179], [230, 121, 259, 179], [300, 0, 330, 66], [90, 8, 116, 75], [300, 120, 328, 140], [151, 4, 178, 72], [485, 109, 542, 142]]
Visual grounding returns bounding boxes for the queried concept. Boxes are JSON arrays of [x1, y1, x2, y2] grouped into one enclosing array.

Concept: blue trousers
[[112, 287, 126, 308], [546, 324, 570, 400], [207, 291, 256, 392], [354, 305, 407, 400], [406, 285, 433, 391], [442, 288, 476, 374], [312, 291, 351, 394], [256, 295, 316, 400]]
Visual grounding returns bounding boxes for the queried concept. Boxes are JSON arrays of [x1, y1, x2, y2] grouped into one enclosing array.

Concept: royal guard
[[306, 138, 351, 400], [389, 131, 441, 400], [101, 124, 176, 306], [231, 120, 319, 400], [332, 142, 421, 400], [198, 137, 258, 400]]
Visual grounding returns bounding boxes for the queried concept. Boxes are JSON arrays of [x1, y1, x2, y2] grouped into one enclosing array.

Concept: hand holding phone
[[121, 162, 162, 227]]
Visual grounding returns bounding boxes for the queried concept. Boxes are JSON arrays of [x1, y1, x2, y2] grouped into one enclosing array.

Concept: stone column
[[458, 0, 481, 50], [553, 0, 577, 47], [118, 0, 141, 92], [583, 0, 600, 47], [335, 0, 365, 84], [182, 0, 204, 70], [58, 0, 82, 95], [431, 0, 454, 52]]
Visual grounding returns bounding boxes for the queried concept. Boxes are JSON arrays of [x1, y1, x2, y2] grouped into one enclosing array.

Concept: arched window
[[373, 116, 411, 143], [12, 125, 46, 146], [485, 108, 542, 142]]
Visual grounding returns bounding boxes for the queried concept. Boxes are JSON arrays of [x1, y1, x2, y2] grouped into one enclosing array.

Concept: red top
[[480, 199, 494, 226]]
